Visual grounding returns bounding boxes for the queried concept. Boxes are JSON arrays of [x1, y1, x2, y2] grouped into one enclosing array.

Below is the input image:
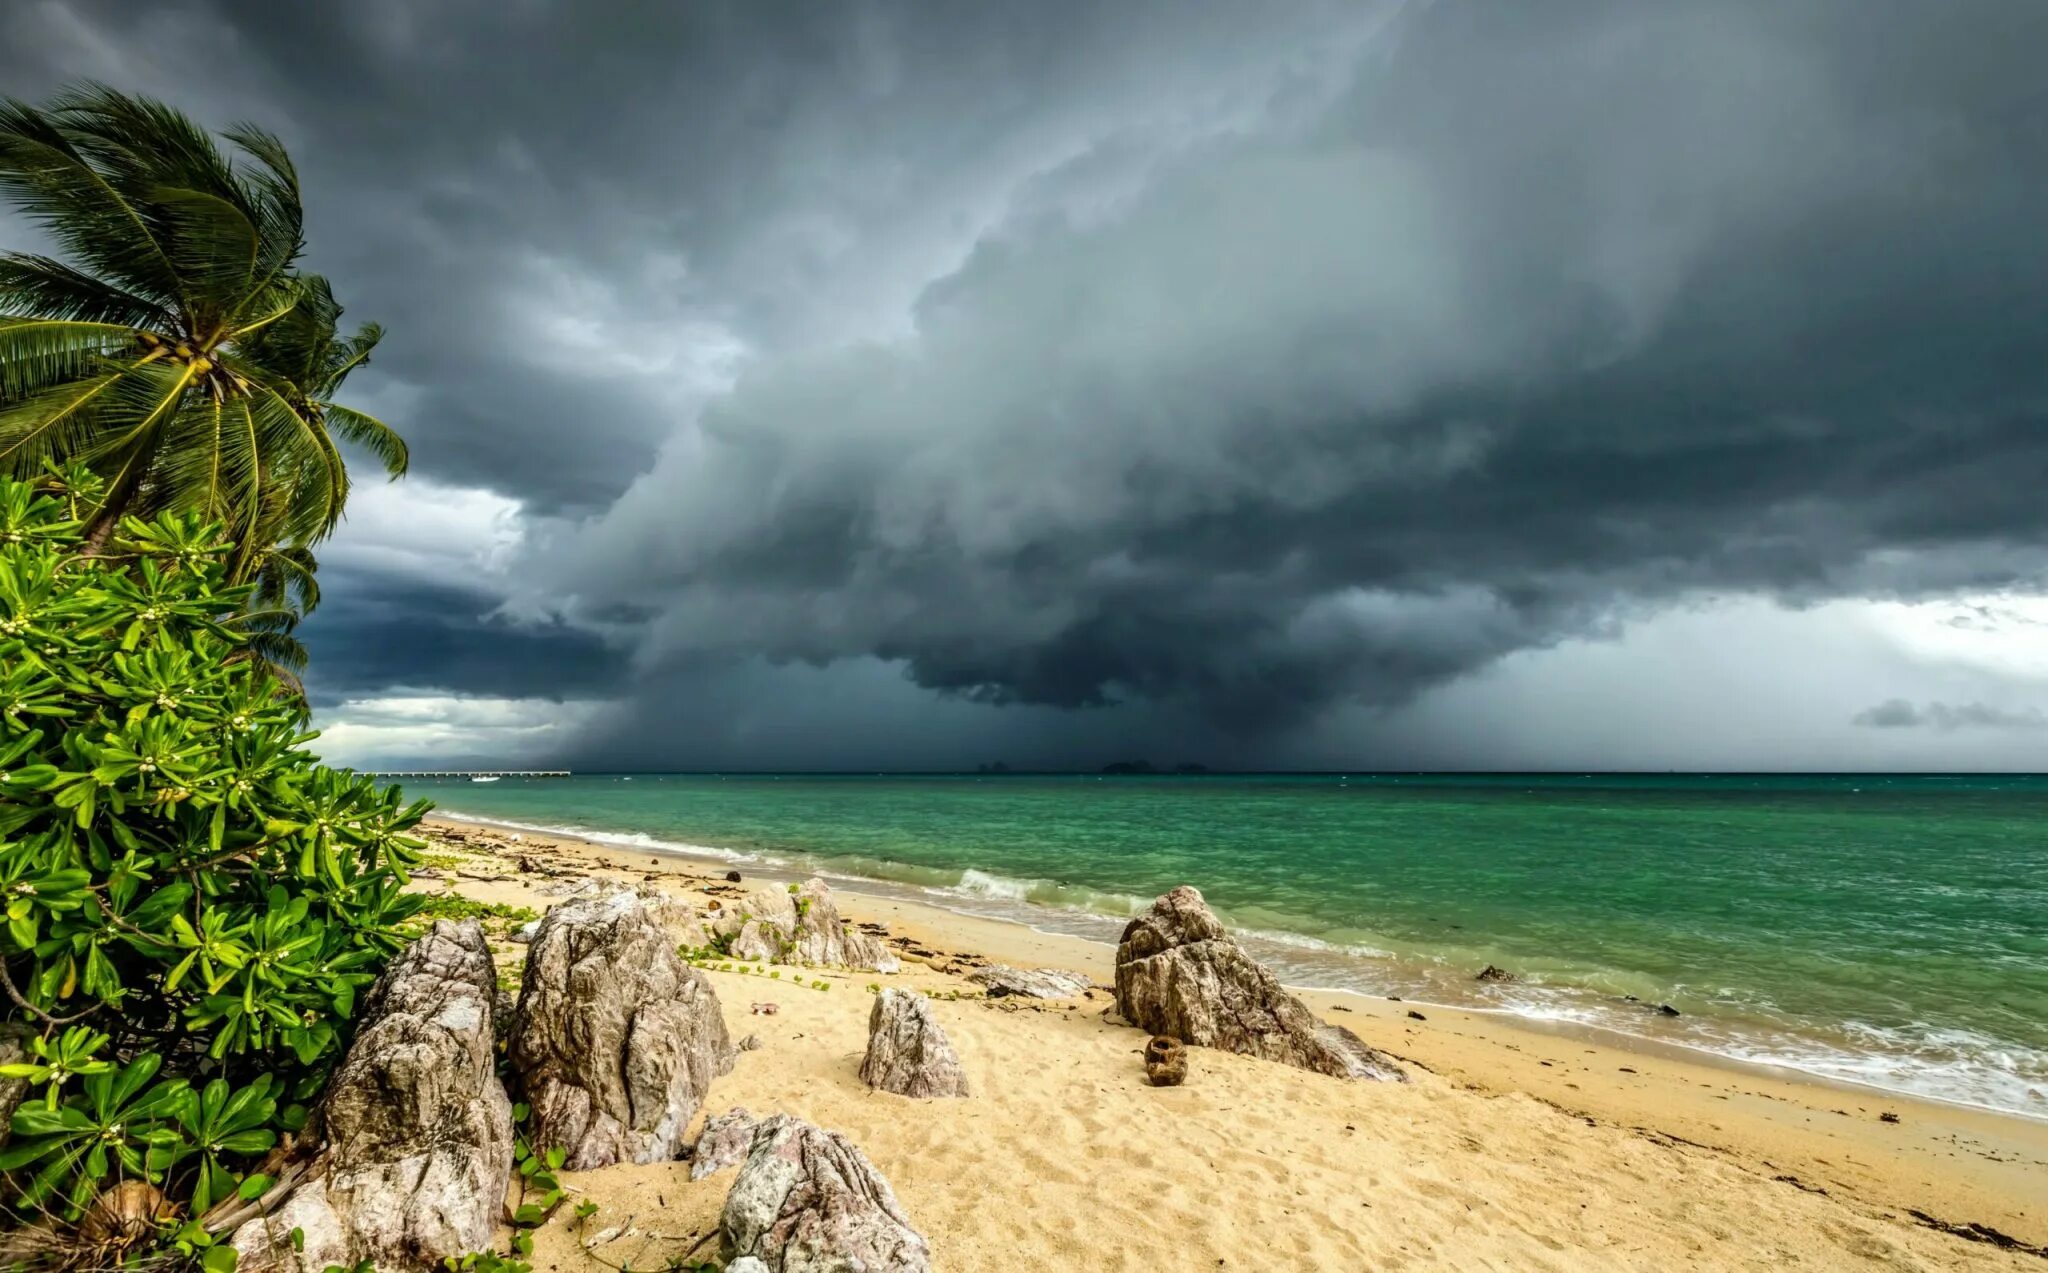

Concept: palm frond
[[0, 253, 174, 328], [318, 401, 408, 477], [0, 316, 139, 399]]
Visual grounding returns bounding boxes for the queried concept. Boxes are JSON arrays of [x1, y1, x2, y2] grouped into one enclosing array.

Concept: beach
[[422, 814, 2048, 1271]]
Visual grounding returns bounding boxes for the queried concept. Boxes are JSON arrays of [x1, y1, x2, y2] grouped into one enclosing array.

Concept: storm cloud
[[4, 0, 2047, 767]]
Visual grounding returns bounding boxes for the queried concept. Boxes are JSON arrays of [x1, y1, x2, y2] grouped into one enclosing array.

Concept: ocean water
[[407, 772, 2048, 1117]]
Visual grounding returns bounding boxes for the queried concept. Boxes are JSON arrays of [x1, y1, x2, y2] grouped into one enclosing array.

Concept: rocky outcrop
[[510, 891, 734, 1169], [789, 880, 896, 971], [231, 920, 514, 1273], [690, 1107, 760, 1180], [1114, 886, 1406, 1082], [1144, 1035, 1188, 1087], [721, 1116, 930, 1273], [968, 965, 1091, 999], [712, 880, 899, 973], [859, 990, 969, 1099], [1476, 964, 1518, 983]]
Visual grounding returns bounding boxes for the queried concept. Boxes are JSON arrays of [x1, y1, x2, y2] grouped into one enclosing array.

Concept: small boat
[[471, 775, 501, 783]]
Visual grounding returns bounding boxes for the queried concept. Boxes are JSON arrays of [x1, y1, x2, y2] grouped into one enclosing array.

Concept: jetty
[[360, 769, 572, 778]]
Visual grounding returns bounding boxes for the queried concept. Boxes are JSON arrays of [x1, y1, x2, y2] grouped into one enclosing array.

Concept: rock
[[233, 920, 513, 1273], [859, 989, 970, 1098], [726, 870, 744, 883], [510, 891, 734, 1169], [510, 919, 538, 943], [1114, 886, 1406, 1082], [713, 880, 898, 973], [1658, 1003, 1682, 1017], [726, 1259, 770, 1273], [1476, 964, 1518, 983], [789, 879, 899, 972], [690, 1107, 760, 1180], [738, 1033, 764, 1052], [968, 965, 1091, 999], [1143, 1036, 1187, 1087], [1407, 1010, 1427, 1021], [492, 986, 518, 1048], [633, 886, 715, 949], [721, 1116, 930, 1273], [730, 918, 787, 963]]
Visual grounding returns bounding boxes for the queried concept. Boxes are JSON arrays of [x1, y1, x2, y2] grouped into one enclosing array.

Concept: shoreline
[[424, 812, 2048, 1261], [429, 805, 2045, 1124]]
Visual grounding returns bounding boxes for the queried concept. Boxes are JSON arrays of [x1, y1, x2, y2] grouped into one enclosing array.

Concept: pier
[[360, 770, 572, 778]]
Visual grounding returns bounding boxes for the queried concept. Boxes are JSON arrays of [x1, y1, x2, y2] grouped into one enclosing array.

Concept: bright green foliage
[[0, 471, 428, 1220]]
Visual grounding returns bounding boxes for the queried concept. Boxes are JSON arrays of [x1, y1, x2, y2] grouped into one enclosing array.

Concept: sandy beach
[[420, 814, 2048, 1272]]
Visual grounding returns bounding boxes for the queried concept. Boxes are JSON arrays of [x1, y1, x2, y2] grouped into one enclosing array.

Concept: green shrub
[[0, 473, 428, 1222]]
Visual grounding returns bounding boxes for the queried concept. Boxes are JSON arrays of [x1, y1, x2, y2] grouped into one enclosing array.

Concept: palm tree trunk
[[82, 463, 143, 555]]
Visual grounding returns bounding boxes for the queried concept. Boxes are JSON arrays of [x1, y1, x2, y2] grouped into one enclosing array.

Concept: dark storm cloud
[[6, 1, 2048, 759], [1853, 700, 2048, 732], [294, 573, 622, 705], [532, 0, 2048, 737]]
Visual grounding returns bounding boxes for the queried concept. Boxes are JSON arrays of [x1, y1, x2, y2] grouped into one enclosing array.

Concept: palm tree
[[0, 84, 406, 552]]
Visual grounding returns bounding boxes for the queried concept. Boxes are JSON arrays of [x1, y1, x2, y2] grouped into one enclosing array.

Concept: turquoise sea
[[405, 772, 2047, 1117]]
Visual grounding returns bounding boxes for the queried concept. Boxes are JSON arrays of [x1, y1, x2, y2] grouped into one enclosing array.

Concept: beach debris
[[510, 891, 734, 1169], [231, 920, 514, 1273], [860, 988, 971, 1098], [969, 964, 1091, 999], [750, 1002, 780, 1015], [1115, 886, 1407, 1082], [79, 1181, 172, 1247], [727, 869, 744, 882], [1407, 1010, 1428, 1021], [1476, 964, 1519, 983], [690, 1107, 761, 1180], [721, 1115, 931, 1273], [1144, 1035, 1188, 1087], [1880, 1111, 1901, 1123]]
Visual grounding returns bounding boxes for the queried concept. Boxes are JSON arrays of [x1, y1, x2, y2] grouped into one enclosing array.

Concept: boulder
[[859, 990, 969, 1099], [712, 880, 898, 973], [1114, 886, 1405, 1082], [789, 880, 898, 972], [721, 1116, 930, 1273], [510, 891, 734, 1169], [1476, 964, 1518, 983], [691, 1107, 760, 1180], [968, 965, 1091, 999], [232, 920, 514, 1273]]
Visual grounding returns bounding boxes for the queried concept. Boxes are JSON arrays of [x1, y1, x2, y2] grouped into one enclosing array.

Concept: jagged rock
[[511, 891, 734, 1169], [1476, 964, 1518, 983], [1144, 1035, 1188, 1087], [789, 880, 898, 972], [730, 918, 787, 963], [721, 1116, 930, 1273], [632, 886, 715, 949], [1115, 886, 1406, 1082], [859, 989, 969, 1099], [232, 920, 513, 1273], [690, 1107, 760, 1180], [969, 965, 1091, 999], [712, 880, 898, 973]]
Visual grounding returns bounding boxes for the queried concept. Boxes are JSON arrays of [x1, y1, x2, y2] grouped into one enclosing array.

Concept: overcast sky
[[6, 0, 2047, 771]]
